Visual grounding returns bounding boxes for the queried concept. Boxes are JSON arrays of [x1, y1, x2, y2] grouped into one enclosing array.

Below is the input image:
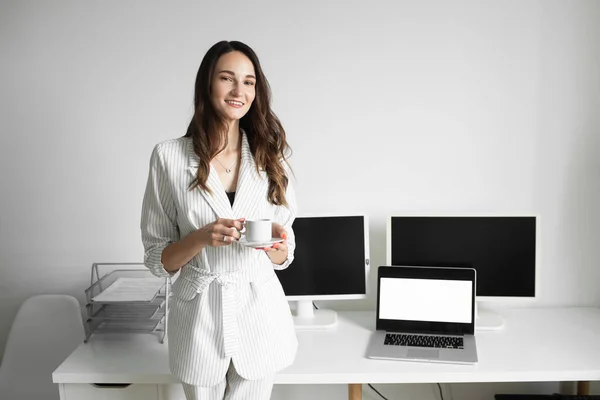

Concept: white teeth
[[226, 100, 243, 106]]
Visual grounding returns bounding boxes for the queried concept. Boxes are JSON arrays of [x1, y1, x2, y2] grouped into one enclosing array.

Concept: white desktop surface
[[53, 307, 600, 385]]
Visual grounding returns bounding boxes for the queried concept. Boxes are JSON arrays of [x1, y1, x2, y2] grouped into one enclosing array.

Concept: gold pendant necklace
[[214, 157, 236, 174]]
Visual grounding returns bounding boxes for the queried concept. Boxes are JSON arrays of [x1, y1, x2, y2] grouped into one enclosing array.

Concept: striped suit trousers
[[181, 361, 274, 400]]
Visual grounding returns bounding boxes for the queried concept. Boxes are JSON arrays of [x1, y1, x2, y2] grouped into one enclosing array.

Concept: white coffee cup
[[245, 219, 272, 242]]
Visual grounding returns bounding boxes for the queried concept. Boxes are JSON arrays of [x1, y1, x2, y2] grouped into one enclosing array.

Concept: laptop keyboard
[[384, 333, 464, 349]]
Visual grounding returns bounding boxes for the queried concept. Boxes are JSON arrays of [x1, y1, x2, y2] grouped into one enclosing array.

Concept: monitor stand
[[475, 302, 505, 331], [291, 300, 337, 330]]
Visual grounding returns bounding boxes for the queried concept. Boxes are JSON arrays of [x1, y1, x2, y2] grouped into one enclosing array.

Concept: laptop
[[366, 265, 478, 364]]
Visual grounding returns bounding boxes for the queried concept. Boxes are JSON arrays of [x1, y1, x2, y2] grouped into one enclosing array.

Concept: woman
[[140, 40, 297, 400]]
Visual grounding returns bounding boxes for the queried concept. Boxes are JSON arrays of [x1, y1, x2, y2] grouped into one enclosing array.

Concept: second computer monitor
[[387, 215, 537, 299]]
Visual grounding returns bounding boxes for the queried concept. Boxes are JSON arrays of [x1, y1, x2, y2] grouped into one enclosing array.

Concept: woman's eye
[[221, 76, 233, 82], [245, 81, 255, 86]]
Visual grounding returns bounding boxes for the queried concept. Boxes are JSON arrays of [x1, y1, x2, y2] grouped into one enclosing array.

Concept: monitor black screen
[[275, 216, 367, 297], [390, 216, 536, 297]]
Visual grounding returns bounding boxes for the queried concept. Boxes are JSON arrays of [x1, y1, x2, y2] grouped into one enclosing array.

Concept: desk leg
[[348, 384, 362, 400], [58, 383, 66, 400], [577, 381, 590, 395]]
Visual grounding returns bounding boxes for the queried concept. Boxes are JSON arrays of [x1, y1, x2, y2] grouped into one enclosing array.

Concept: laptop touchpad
[[407, 349, 440, 360]]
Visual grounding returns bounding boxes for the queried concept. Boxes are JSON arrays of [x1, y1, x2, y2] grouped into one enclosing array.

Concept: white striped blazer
[[140, 132, 298, 386]]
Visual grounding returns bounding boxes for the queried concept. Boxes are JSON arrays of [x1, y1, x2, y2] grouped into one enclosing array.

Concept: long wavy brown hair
[[184, 41, 292, 207]]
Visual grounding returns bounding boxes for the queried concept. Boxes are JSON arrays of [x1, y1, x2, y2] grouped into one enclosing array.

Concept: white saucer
[[239, 237, 284, 248]]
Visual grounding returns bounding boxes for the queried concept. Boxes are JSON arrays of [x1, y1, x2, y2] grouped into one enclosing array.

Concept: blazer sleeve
[[272, 169, 298, 271], [140, 144, 180, 278]]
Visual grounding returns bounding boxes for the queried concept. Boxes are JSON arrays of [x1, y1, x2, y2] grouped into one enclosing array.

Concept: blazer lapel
[[232, 132, 269, 218], [186, 138, 233, 220]]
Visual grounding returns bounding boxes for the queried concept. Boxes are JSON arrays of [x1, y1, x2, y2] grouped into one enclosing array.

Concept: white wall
[[1, 0, 599, 398]]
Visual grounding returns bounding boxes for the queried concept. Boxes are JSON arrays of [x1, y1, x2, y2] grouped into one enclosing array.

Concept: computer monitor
[[275, 215, 370, 330], [386, 215, 537, 330]]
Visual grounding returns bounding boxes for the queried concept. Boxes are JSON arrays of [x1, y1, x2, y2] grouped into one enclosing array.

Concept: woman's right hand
[[196, 218, 245, 247]]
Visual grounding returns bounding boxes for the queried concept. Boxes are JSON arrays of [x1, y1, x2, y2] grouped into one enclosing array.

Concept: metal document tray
[[85, 269, 167, 305], [86, 315, 165, 333], [83, 263, 172, 344], [87, 300, 166, 320]]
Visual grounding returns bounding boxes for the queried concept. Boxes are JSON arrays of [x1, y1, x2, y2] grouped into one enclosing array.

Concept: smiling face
[[210, 51, 257, 124]]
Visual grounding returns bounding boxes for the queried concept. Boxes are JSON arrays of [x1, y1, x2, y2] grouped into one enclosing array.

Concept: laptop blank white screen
[[379, 278, 473, 323]]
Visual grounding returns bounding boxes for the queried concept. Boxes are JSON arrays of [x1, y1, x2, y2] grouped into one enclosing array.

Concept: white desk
[[53, 307, 600, 400]]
